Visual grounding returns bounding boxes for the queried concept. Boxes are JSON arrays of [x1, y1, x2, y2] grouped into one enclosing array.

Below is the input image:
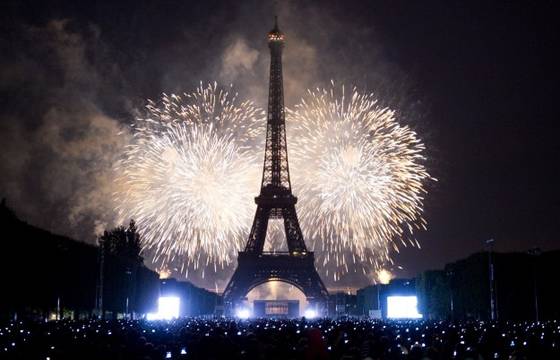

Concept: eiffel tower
[[223, 18, 328, 316]]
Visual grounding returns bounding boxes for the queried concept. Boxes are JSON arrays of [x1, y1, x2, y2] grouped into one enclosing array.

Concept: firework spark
[[288, 83, 433, 280], [114, 83, 265, 272]]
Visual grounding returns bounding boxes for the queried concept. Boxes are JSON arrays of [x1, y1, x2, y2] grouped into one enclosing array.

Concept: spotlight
[[146, 312, 159, 321], [158, 296, 180, 319], [304, 309, 317, 319], [236, 308, 250, 319], [386, 296, 422, 319], [146, 296, 181, 320]]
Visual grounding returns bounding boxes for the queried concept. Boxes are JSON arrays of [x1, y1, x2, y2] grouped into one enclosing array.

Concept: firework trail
[[114, 83, 265, 272], [288, 83, 433, 281]]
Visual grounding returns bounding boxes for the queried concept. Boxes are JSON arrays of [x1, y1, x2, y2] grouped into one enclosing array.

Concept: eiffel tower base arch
[[223, 251, 329, 317]]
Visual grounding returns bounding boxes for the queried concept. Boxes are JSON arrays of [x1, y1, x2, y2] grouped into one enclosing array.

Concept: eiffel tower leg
[[305, 270, 330, 317], [223, 266, 250, 316], [244, 206, 271, 253], [282, 205, 307, 253]]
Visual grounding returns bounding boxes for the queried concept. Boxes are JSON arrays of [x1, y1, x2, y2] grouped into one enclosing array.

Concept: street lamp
[[527, 248, 541, 321], [125, 268, 132, 320], [446, 270, 454, 321], [377, 284, 381, 313], [485, 238, 497, 321]]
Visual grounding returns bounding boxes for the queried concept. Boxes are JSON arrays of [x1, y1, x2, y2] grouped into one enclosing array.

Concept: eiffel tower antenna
[[223, 18, 328, 316]]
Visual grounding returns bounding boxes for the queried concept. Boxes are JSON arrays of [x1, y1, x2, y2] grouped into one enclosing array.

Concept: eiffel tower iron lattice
[[223, 18, 328, 315]]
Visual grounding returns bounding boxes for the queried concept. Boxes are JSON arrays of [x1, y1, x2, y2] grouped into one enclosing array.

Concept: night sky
[[1, 0, 558, 288]]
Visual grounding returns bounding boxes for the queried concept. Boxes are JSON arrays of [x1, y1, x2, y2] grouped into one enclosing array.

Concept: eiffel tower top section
[[267, 16, 285, 43], [260, 16, 292, 193]]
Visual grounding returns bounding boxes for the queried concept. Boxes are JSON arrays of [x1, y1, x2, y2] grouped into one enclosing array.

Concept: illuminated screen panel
[[387, 296, 423, 319], [158, 296, 180, 319], [265, 301, 289, 315]]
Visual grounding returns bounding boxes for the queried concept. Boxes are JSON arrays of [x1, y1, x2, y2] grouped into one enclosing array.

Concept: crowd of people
[[1, 317, 558, 359]]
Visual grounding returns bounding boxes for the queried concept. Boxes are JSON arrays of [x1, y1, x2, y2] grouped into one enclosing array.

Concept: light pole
[[527, 248, 541, 321], [446, 270, 454, 321], [125, 267, 132, 320], [56, 296, 61, 320], [376, 284, 380, 308], [485, 238, 496, 321], [96, 236, 105, 319]]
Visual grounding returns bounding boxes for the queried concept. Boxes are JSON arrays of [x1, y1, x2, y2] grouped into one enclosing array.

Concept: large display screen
[[147, 296, 180, 320], [387, 296, 423, 319]]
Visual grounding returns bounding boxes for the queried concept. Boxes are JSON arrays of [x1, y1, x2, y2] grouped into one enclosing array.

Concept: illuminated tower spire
[[262, 16, 290, 190]]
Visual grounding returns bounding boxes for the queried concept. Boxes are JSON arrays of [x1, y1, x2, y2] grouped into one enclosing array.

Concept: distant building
[[416, 270, 451, 320], [160, 278, 219, 317], [357, 284, 382, 318], [328, 292, 358, 317], [357, 279, 417, 319], [417, 250, 560, 320]]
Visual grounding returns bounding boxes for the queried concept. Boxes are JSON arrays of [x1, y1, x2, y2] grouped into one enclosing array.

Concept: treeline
[[0, 200, 158, 320]]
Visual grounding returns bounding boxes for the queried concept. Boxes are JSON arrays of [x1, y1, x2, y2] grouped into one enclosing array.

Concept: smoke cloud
[[0, 20, 131, 241], [1, 1, 422, 289], [220, 39, 260, 83]]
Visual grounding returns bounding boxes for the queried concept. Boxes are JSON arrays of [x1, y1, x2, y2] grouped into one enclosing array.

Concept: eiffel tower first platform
[[223, 18, 329, 316]]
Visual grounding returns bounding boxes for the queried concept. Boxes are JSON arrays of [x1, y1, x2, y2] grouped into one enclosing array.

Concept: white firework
[[288, 83, 433, 280], [114, 83, 264, 271]]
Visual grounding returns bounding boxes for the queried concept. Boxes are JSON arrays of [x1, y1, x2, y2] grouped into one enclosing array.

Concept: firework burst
[[288, 83, 433, 280], [115, 82, 432, 283], [114, 83, 265, 272]]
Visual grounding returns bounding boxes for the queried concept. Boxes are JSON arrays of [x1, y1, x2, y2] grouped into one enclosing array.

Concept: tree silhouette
[[97, 220, 144, 318], [99, 220, 142, 264]]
